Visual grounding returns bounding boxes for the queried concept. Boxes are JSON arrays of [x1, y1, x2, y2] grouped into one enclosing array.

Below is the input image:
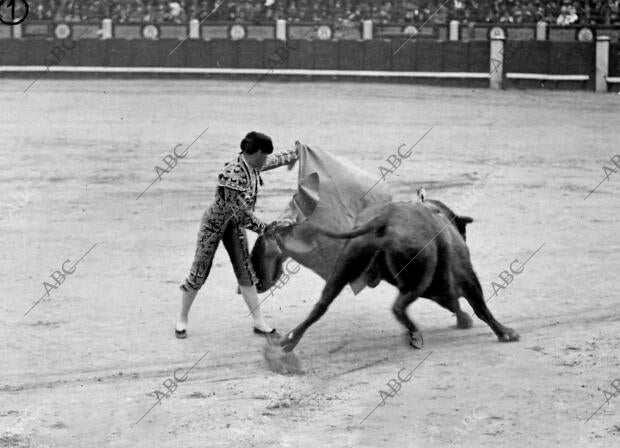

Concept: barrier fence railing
[[2, 19, 619, 43]]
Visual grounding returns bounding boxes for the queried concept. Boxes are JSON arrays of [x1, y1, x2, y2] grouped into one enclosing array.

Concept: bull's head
[[250, 233, 286, 293], [417, 191, 473, 241]]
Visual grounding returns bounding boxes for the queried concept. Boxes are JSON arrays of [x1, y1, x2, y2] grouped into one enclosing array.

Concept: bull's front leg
[[280, 243, 368, 352], [280, 274, 349, 352]]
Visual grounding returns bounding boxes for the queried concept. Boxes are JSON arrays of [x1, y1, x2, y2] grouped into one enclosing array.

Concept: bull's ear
[[459, 216, 474, 225]]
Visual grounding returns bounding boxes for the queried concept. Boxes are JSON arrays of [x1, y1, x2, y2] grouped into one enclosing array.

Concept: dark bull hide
[[274, 197, 520, 352]]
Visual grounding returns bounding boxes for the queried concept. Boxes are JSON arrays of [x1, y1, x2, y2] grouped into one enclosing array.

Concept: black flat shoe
[[253, 327, 280, 338], [175, 328, 187, 339]]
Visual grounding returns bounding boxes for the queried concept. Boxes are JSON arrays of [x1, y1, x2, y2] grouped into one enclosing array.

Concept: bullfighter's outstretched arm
[[260, 146, 299, 172]]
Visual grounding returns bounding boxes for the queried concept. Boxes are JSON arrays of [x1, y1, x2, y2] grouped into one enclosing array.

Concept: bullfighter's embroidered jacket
[[206, 147, 299, 235]]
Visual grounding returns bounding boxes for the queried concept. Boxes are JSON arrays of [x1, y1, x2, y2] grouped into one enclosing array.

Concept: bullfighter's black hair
[[240, 131, 274, 154]]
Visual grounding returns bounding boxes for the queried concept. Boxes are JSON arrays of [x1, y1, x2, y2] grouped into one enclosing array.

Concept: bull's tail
[[298, 217, 384, 240]]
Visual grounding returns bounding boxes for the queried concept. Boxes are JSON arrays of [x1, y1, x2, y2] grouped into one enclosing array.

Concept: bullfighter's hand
[[265, 219, 295, 235], [265, 219, 295, 236], [287, 141, 302, 171]]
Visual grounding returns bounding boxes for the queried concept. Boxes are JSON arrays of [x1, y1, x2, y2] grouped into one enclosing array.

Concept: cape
[[255, 142, 392, 294]]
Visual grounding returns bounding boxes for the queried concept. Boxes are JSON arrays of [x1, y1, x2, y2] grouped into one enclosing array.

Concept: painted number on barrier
[[489, 26, 505, 40], [230, 24, 246, 40], [316, 25, 332, 40]]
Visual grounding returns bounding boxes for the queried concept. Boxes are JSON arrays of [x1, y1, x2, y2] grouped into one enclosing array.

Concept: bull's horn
[[416, 187, 426, 203]]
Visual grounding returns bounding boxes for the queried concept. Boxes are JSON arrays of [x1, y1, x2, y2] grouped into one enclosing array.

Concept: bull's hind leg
[[392, 292, 424, 349], [388, 248, 436, 350], [280, 242, 372, 352], [437, 298, 473, 329], [461, 274, 520, 342], [453, 300, 474, 329]]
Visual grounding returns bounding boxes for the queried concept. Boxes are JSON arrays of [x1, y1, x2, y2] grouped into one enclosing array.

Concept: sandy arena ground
[[1, 79, 619, 448]]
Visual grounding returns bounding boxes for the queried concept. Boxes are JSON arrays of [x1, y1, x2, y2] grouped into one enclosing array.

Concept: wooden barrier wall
[[1, 39, 490, 72], [0, 39, 602, 78], [609, 43, 620, 76]]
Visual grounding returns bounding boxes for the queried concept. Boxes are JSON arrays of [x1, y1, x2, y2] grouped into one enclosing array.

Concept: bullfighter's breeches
[[181, 217, 258, 292]]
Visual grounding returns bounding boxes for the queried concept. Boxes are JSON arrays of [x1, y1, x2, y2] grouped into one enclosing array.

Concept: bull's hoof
[[498, 328, 520, 342], [280, 331, 300, 352], [456, 312, 473, 329], [408, 331, 424, 349]]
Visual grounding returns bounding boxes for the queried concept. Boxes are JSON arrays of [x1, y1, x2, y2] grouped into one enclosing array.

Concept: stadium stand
[[24, 0, 620, 26]]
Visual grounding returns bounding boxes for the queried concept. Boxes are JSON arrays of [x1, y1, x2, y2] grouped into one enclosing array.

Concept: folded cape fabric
[[252, 142, 392, 294]]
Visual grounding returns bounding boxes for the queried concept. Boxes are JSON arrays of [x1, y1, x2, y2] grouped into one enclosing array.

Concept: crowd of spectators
[[25, 0, 620, 25], [452, 0, 619, 25]]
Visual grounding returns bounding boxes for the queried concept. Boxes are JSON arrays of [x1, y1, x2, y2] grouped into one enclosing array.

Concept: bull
[[269, 193, 520, 352]]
